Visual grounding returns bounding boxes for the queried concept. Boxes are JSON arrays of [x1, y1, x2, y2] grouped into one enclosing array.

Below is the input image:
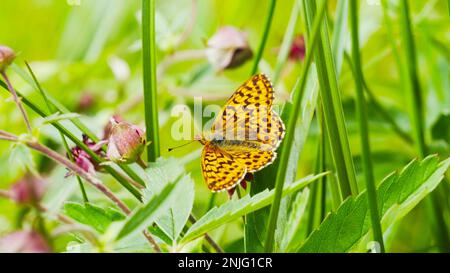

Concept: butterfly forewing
[[210, 74, 285, 148]]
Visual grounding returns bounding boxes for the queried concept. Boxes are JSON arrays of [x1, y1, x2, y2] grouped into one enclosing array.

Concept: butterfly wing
[[224, 147, 277, 173], [201, 143, 247, 192], [210, 74, 285, 150]]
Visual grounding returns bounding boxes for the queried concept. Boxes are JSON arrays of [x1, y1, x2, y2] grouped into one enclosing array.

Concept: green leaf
[[331, 0, 349, 77], [278, 188, 310, 252], [64, 202, 126, 233], [181, 173, 326, 244], [247, 66, 319, 252], [143, 157, 195, 242], [116, 179, 182, 240], [299, 156, 450, 252], [431, 113, 450, 145], [41, 112, 81, 125]]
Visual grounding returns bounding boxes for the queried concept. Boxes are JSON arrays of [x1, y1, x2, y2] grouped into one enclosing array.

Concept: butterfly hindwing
[[223, 147, 276, 173], [201, 143, 247, 192]]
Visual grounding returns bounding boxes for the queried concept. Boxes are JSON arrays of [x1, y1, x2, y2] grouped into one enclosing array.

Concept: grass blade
[[398, 0, 450, 252], [303, 0, 358, 197], [272, 0, 301, 84], [24, 62, 89, 203], [0, 80, 143, 200], [142, 0, 160, 162], [264, 0, 327, 252], [348, 0, 384, 252], [250, 0, 277, 75]]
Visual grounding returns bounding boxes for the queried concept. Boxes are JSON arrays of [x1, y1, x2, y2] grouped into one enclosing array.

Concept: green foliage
[[181, 173, 326, 244], [0, 0, 448, 253], [64, 202, 125, 233], [278, 188, 310, 252], [143, 157, 194, 242], [117, 180, 182, 240], [299, 156, 450, 252]]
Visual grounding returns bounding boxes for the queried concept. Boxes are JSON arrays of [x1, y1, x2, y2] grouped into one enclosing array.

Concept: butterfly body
[[199, 74, 285, 192]]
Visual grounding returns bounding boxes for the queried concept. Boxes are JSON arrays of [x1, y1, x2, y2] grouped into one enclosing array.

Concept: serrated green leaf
[[278, 188, 310, 252], [299, 156, 450, 253], [64, 202, 126, 233], [143, 157, 195, 242], [116, 179, 182, 240], [181, 173, 326, 244]]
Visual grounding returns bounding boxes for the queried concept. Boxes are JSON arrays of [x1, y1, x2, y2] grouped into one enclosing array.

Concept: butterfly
[[196, 74, 285, 193]]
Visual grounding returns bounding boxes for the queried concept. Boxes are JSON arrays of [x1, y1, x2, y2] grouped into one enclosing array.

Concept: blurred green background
[[0, 0, 449, 252]]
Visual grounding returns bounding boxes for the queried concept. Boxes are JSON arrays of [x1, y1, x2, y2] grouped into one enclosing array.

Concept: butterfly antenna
[[167, 140, 196, 152]]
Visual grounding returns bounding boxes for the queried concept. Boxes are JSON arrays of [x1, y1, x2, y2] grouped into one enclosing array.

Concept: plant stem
[[0, 81, 223, 254], [0, 131, 162, 252], [25, 62, 89, 203], [273, 0, 300, 84], [0, 189, 11, 199], [264, 0, 327, 252], [349, 0, 384, 253], [303, 0, 358, 197], [250, 0, 277, 75], [398, 0, 450, 252], [142, 0, 160, 162], [27, 140, 131, 214], [399, 0, 426, 157], [189, 215, 223, 253], [1, 71, 32, 134], [331, 0, 349, 77], [343, 52, 412, 144], [0, 80, 143, 200]]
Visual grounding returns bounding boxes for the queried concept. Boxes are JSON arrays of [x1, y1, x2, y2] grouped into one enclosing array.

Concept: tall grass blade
[[303, 0, 358, 197], [250, 0, 277, 75], [142, 0, 160, 162], [264, 0, 327, 252], [348, 0, 384, 252]]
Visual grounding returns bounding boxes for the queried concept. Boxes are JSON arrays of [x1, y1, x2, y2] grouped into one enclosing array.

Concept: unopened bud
[[106, 118, 146, 164], [206, 26, 253, 70], [0, 45, 16, 72]]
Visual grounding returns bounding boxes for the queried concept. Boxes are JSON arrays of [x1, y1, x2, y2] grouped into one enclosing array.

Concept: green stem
[[0, 80, 142, 200], [399, 0, 426, 157], [264, 0, 327, 253], [343, 52, 412, 144], [2, 67, 224, 254], [273, 0, 300, 84], [0, 71, 32, 134], [142, 0, 160, 162], [399, 0, 449, 252], [250, 0, 277, 75], [331, 0, 349, 77], [6, 64, 147, 187], [349, 0, 384, 252], [306, 130, 325, 235], [303, 0, 358, 197], [24, 62, 89, 203]]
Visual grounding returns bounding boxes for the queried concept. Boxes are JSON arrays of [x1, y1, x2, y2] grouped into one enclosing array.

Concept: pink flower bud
[[206, 26, 253, 70], [0, 45, 16, 72], [106, 118, 146, 164], [68, 135, 105, 176], [10, 175, 46, 204], [0, 231, 51, 253], [289, 35, 305, 62]]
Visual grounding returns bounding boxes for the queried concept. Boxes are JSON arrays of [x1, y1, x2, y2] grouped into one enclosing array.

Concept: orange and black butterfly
[[196, 74, 285, 192]]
